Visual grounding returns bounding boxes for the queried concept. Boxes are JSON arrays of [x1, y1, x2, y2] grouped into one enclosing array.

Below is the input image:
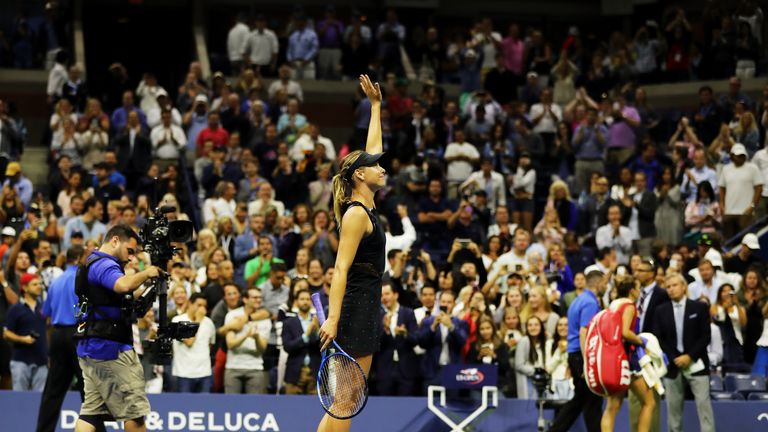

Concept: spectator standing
[[2, 274, 47, 390], [693, 86, 724, 146], [110, 90, 148, 135], [281, 289, 321, 394], [459, 158, 506, 212], [287, 14, 319, 80], [224, 287, 271, 394], [653, 274, 714, 432], [62, 198, 106, 250], [511, 152, 536, 231], [416, 291, 468, 392], [316, 7, 345, 80], [375, 283, 418, 396], [719, 143, 763, 239], [596, 204, 633, 265], [113, 111, 152, 189], [444, 130, 480, 196], [227, 13, 250, 74], [244, 15, 279, 76], [605, 96, 641, 176], [501, 24, 525, 82], [151, 108, 187, 161], [46, 50, 68, 105], [572, 107, 607, 195], [172, 292, 216, 393]]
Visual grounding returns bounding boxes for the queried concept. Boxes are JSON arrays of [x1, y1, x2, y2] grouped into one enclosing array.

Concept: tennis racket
[[311, 292, 369, 419]]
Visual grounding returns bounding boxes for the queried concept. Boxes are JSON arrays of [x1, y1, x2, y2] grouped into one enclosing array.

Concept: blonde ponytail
[[332, 150, 364, 224]]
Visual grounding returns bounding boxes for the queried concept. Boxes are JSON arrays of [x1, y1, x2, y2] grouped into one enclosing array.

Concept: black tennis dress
[[335, 200, 386, 357]]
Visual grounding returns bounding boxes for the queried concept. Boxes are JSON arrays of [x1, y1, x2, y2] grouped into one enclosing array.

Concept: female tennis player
[[316, 74, 386, 432]]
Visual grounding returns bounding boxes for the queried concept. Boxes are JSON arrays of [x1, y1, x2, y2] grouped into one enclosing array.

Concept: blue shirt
[[4, 176, 34, 208], [42, 265, 79, 326], [5, 299, 48, 365], [572, 124, 608, 161], [186, 113, 208, 152], [76, 251, 133, 360], [110, 106, 148, 133], [287, 28, 319, 61], [566, 289, 600, 353], [92, 171, 126, 190]]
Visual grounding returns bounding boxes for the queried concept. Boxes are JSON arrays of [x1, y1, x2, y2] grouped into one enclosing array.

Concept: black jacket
[[113, 130, 151, 175], [652, 299, 711, 379], [281, 314, 321, 385], [374, 306, 419, 380], [639, 283, 670, 334]]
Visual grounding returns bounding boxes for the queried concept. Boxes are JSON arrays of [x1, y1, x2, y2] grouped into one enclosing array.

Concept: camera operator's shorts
[[79, 350, 150, 422]]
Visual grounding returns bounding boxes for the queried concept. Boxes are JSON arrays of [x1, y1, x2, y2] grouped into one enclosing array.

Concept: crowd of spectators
[[222, 2, 767, 86], [0, 7, 767, 424]]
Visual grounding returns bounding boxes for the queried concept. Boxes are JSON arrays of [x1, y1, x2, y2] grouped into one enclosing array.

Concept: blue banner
[[2, 391, 768, 431]]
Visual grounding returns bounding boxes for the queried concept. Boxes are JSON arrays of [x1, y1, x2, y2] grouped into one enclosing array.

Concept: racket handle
[[311, 293, 327, 324]]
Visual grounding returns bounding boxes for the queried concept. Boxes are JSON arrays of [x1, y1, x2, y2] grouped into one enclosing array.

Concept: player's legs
[[317, 354, 372, 432], [630, 376, 656, 432], [600, 394, 624, 432]]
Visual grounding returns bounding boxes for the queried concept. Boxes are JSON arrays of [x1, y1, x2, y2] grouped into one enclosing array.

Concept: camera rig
[[139, 205, 196, 365]]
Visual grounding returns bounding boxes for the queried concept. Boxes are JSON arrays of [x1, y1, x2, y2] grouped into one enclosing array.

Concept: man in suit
[[280, 289, 321, 395], [113, 110, 151, 190], [374, 283, 418, 396], [653, 273, 714, 432], [416, 290, 467, 394], [620, 171, 658, 256], [629, 257, 670, 432]]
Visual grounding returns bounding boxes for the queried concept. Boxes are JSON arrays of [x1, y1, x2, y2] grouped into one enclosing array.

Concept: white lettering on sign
[[60, 410, 281, 431]]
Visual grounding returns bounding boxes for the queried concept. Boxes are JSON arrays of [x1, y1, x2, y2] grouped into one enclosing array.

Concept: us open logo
[[455, 368, 486, 385]]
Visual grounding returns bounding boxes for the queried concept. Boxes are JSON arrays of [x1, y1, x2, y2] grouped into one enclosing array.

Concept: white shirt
[[203, 197, 236, 224], [172, 314, 215, 378], [718, 162, 763, 214], [487, 223, 518, 238], [150, 124, 187, 160], [245, 28, 279, 66], [228, 22, 251, 62], [47, 63, 68, 97], [267, 80, 303, 102], [460, 170, 507, 209], [752, 148, 768, 197], [444, 141, 480, 182], [290, 133, 336, 161], [386, 305, 400, 362], [529, 103, 562, 134], [225, 307, 272, 370], [687, 276, 724, 304], [384, 216, 416, 272], [248, 199, 285, 217], [595, 223, 633, 264], [489, 249, 528, 280], [512, 167, 536, 195], [136, 81, 165, 114], [146, 107, 182, 129]]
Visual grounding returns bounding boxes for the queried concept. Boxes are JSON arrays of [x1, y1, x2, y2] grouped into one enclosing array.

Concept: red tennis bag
[[584, 303, 632, 396]]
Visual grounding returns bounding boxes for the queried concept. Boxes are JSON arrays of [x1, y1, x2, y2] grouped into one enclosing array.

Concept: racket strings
[[318, 354, 368, 418]]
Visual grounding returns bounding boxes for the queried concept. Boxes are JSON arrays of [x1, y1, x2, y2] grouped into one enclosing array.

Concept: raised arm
[[359, 75, 383, 154]]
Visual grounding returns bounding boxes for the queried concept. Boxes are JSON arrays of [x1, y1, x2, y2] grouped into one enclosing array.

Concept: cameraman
[[75, 225, 162, 432]]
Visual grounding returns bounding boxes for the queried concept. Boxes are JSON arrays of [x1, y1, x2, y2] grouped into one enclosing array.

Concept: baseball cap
[[5, 162, 21, 176], [155, 88, 169, 98], [1, 226, 16, 237], [20, 273, 38, 286], [584, 264, 604, 277], [527, 71, 539, 79], [464, 49, 478, 58], [698, 233, 713, 246], [194, 94, 209, 105], [730, 143, 748, 157], [742, 233, 760, 250]]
